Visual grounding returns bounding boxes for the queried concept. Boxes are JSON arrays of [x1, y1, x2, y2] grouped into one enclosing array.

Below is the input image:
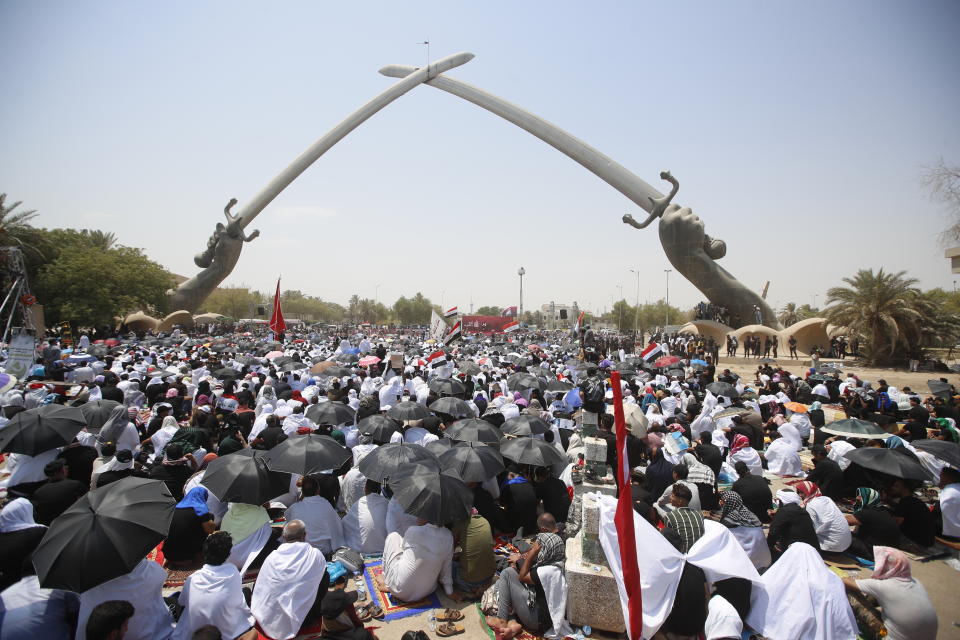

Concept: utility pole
[[629, 268, 641, 336], [664, 268, 672, 328], [518, 267, 526, 323]]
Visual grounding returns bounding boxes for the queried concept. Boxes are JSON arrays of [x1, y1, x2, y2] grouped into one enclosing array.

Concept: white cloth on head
[[705, 595, 742, 640], [225, 522, 272, 576], [339, 466, 367, 512], [940, 482, 960, 538], [342, 493, 389, 554], [0, 498, 44, 532], [173, 563, 254, 640], [765, 424, 803, 477], [728, 447, 763, 477], [788, 411, 812, 439], [284, 496, 344, 556], [0, 449, 59, 488], [805, 495, 852, 553], [381, 524, 454, 601], [251, 541, 326, 640], [76, 558, 173, 640], [827, 441, 855, 471], [745, 542, 857, 640]]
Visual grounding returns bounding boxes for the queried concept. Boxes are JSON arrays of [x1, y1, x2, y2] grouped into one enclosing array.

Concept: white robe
[[225, 522, 273, 575], [342, 493, 389, 554], [173, 563, 254, 640], [728, 525, 772, 571], [77, 559, 173, 640], [765, 424, 803, 477], [806, 496, 852, 553], [251, 542, 326, 640]]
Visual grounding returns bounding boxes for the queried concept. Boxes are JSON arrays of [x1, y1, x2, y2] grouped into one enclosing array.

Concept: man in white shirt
[[805, 494, 852, 553], [251, 520, 327, 640], [379, 518, 454, 602], [939, 467, 960, 539], [76, 559, 173, 640], [385, 495, 418, 536], [284, 476, 344, 555], [342, 480, 389, 554], [173, 531, 257, 640]]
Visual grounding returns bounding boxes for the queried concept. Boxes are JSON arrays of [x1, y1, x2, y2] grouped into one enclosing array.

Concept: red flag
[[610, 371, 642, 639], [269, 279, 286, 334]]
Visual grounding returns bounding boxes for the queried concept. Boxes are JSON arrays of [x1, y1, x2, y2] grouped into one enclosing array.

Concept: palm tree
[[0, 193, 44, 257], [824, 269, 924, 365], [80, 229, 118, 250], [778, 303, 800, 327]]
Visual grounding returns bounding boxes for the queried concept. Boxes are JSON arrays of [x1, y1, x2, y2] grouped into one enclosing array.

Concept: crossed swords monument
[[168, 52, 780, 330]]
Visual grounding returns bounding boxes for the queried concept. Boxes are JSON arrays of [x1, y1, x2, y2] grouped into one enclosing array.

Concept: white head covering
[[775, 489, 801, 505], [0, 497, 44, 532], [250, 541, 327, 640]]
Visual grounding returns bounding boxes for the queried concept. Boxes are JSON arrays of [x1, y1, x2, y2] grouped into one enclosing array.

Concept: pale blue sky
[[2, 1, 958, 315]]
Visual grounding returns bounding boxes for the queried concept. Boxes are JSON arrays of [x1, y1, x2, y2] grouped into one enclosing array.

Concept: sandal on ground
[[435, 608, 465, 622], [436, 622, 465, 636], [366, 604, 384, 619], [356, 604, 373, 622]]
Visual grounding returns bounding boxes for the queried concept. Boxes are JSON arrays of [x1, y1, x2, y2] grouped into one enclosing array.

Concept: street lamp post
[[518, 267, 526, 324], [616, 284, 624, 331], [629, 268, 641, 337], [664, 268, 672, 328]]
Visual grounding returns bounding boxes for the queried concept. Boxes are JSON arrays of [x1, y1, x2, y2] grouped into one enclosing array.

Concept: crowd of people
[[0, 322, 956, 640]]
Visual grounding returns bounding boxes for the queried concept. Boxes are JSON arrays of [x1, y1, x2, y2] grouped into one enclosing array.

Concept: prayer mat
[[475, 604, 546, 640], [148, 542, 260, 590], [362, 559, 442, 621]]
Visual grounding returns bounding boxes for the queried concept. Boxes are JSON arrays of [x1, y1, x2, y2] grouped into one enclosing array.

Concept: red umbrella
[[104, 339, 120, 347], [654, 355, 681, 368], [359, 355, 381, 367]]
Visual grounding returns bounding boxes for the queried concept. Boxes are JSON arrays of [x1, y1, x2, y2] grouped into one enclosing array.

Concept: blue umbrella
[[691, 359, 708, 366]]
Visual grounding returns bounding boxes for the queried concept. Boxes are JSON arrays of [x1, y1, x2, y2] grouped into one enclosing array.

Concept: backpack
[[582, 377, 605, 404], [332, 547, 364, 574]]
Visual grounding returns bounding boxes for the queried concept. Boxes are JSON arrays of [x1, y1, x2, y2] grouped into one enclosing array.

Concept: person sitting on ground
[[148, 443, 196, 500], [379, 515, 454, 602], [317, 590, 375, 640], [76, 557, 172, 640], [493, 513, 567, 634], [0, 554, 80, 639], [533, 466, 570, 523], [731, 461, 772, 523], [794, 480, 852, 554], [886, 478, 935, 548], [805, 444, 845, 500], [661, 484, 705, 553], [842, 546, 938, 640], [726, 434, 763, 477], [285, 475, 344, 556], [85, 600, 135, 640], [716, 490, 771, 571], [251, 520, 329, 640], [659, 528, 709, 638], [655, 463, 702, 517], [341, 479, 389, 555], [30, 458, 88, 525], [450, 509, 495, 601], [683, 451, 717, 511], [938, 466, 960, 541], [173, 532, 257, 640], [766, 489, 821, 561], [500, 466, 539, 535], [764, 423, 803, 477], [164, 486, 217, 570], [845, 488, 901, 561], [0, 498, 47, 591]]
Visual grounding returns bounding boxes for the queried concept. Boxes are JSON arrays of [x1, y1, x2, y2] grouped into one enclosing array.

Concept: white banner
[[6, 330, 36, 379]]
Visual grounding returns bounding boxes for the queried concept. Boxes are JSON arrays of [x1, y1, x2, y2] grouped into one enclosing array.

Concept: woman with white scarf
[[727, 434, 763, 477], [765, 423, 803, 476], [149, 416, 181, 462], [0, 498, 47, 590]]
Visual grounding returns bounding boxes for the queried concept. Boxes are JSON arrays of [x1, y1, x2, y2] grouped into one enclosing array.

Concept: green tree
[[923, 159, 960, 245], [201, 287, 260, 319], [0, 193, 45, 258], [474, 305, 502, 316], [392, 292, 434, 325], [824, 268, 925, 366], [778, 302, 800, 327], [79, 229, 118, 250]]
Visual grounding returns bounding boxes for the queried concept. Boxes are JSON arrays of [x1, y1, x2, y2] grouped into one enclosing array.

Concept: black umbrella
[[33, 477, 175, 592], [318, 365, 352, 378], [429, 397, 473, 418], [927, 379, 952, 399], [912, 439, 960, 470], [387, 401, 431, 422], [428, 378, 466, 396], [334, 352, 359, 363], [546, 380, 574, 393], [501, 415, 550, 437], [388, 465, 472, 525], [272, 356, 294, 367], [79, 399, 122, 432], [280, 361, 305, 372], [357, 415, 402, 441], [706, 382, 740, 399], [457, 361, 481, 376], [214, 368, 239, 379], [506, 373, 544, 392], [843, 447, 931, 481], [357, 442, 439, 482], [305, 402, 356, 426], [425, 438, 456, 456], [0, 404, 87, 455], [499, 437, 566, 468], [438, 442, 505, 482], [446, 418, 501, 445], [265, 434, 352, 476], [201, 449, 292, 505], [821, 418, 891, 440]]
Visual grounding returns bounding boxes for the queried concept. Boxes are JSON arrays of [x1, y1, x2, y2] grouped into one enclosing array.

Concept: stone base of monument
[[574, 475, 617, 498], [565, 536, 625, 632]]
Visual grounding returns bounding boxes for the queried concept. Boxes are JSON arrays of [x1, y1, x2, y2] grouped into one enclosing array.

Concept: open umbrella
[[911, 439, 960, 470], [305, 402, 355, 426], [500, 437, 566, 468], [758, 357, 777, 364], [654, 355, 681, 368], [388, 465, 472, 525], [506, 373, 544, 393], [264, 350, 284, 359], [214, 368, 239, 379], [713, 407, 754, 419], [0, 404, 87, 455], [201, 449, 291, 505], [429, 378, 466, 396], [387, 401, 430, 422], [310, 360, 338, 374], [357, 415, 402, 441], [927, 379, 952, 399], [784, 402, 808, 413], [438, 442, 505, 482], [690, 359, 708, 367], [429, 397, 473, 418], [821, 418, 892, 440], [273, 356, 294, 367], [358, 443, 439, 482], [446, 418, 501, 445], [265, 434, 352, 476], [33, 477, 175, 592], [358, 355, 381, 367], [546, 380, 574, 393], [79, 399, 122, 432], [843, 447, 931, 481], [706, 382, 740, 399], [425, 438, 456, 456], [316, 365, 352, 378], [334, 353, 359, 364], [501, 415, 550, 437], [457, 361, 481, 376], [280, 362, 305, 372], [808, 374, 833, 382]]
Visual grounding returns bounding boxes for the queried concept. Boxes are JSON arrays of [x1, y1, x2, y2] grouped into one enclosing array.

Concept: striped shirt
[[664, 507, 705, 553]]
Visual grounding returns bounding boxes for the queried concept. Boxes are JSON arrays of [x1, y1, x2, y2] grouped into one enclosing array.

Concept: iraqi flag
[[269, 279, 286, 334], [443, 306, 459, 318], [426, 350, 448, 368], [502, 306, 518, 317], [610, 371, 643, 639], [572, 310, 585, 333], [503, 320, 520, 333], [443, 321, 462, 345], [640, 342, 663, 363]]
